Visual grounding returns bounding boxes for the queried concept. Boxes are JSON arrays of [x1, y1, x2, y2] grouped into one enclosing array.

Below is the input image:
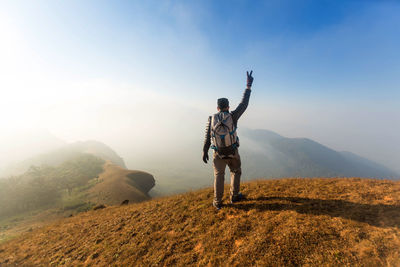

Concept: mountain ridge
[[239, 128, 398, 180]]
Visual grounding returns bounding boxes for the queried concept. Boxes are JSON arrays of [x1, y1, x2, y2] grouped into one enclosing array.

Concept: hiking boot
[[230, 192, 245, 204], [213, 201, 222, 210]]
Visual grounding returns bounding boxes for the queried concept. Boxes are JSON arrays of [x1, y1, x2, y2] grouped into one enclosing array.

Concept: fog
[[0, 0, 399, 186], [0, 79, 399, 194], [1, 78, 398, 174]]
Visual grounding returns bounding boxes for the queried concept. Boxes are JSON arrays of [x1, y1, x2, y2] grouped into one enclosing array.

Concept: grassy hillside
[[89, 162, 155, 205], [0, 156, 155, 245], [1, 178, 400, 266], [0, 154, 105, 219]]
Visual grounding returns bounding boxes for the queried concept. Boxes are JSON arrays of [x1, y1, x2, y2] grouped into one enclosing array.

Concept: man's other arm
[[202, 116, 212, 163]]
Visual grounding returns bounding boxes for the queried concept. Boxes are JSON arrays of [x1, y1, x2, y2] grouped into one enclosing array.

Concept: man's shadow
[[232, 196, 400, 228]]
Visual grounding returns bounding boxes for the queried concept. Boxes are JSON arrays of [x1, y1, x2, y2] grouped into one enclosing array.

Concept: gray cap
[[217, 98, 229, 109]]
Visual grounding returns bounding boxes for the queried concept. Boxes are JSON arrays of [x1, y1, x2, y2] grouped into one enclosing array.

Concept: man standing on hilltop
[[202, 71, 253, 210]]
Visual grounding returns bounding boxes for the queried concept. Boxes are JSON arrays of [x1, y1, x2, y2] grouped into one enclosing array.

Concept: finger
[[250, 70, 253, 76], [247, 71, 249, 77]]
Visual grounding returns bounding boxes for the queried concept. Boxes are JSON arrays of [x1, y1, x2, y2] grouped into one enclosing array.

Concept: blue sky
[[0, 0, 399, 171], [7, 0, 399, 101]]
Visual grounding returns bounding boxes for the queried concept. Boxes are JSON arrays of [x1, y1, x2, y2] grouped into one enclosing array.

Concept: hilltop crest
[[1, 178, 400, 265]]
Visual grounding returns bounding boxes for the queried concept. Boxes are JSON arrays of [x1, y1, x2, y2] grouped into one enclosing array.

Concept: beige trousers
[[212, 151, 242, 205]]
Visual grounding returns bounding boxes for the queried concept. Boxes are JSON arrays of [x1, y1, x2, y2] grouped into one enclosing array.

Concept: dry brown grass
[[1, 178, 400, 266], [88, 162, 151, 205]]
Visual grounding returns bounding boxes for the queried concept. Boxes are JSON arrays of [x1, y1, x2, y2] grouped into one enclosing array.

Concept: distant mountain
[[143, 128, 398, 196], [239, 128, 398, 179], [67, 140, 127, 168], [0, 140, 126, 178]]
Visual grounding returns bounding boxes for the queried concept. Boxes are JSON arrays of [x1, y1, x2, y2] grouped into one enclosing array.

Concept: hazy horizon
[[1, 0, 399, 173]]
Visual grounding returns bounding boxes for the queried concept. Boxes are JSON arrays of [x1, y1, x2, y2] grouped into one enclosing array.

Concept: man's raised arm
[[231, 71, 253, 122]]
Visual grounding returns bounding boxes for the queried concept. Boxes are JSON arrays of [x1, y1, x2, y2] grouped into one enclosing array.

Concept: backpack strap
[[229, 127, 236, 135]]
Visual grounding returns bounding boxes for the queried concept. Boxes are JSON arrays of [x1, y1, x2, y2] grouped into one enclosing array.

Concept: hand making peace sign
[[247, 70, 254, 89]]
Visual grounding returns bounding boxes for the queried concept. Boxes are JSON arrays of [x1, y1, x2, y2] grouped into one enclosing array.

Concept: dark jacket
[[203, 88, 251, 153]]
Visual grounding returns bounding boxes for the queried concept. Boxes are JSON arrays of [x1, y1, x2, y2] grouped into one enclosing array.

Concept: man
[[202, 71, 253, 210]]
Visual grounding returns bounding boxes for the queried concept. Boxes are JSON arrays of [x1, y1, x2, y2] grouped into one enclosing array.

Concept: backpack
[[210, 112, 239, 158]]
